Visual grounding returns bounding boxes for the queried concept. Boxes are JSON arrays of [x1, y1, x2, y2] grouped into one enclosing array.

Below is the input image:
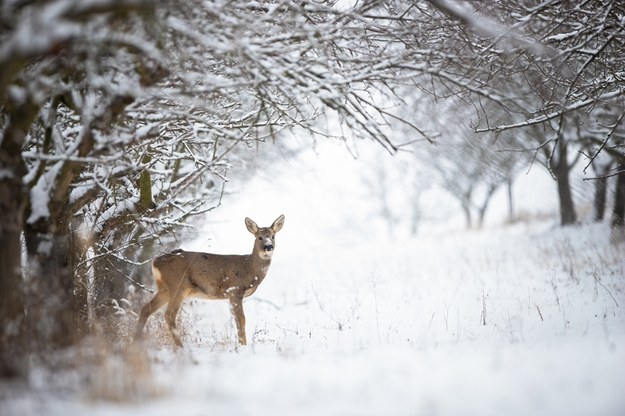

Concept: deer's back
[[153, 250, 252, 299]]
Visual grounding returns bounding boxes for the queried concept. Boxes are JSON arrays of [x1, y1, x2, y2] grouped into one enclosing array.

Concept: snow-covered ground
[[1, 141, 624, 416]]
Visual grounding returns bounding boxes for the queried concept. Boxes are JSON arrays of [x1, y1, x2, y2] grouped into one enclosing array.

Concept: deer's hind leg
[[164, 291, 186, 347], [135, 289, 169, 340]]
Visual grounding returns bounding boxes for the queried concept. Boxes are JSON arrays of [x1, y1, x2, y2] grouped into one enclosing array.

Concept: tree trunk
[[555, 169, 577, 225], [24, 230, 80, 348], [21, 223, 88, 350], [477, 185, 498, 228], [93, 246, 131, 308], [0, 101, 38, 378], [410, 205, 420, 235], [591, 160, 612, 222], [462, 203, 472, 229], [21, 117, 97, 348], [611, 160, 625, 242], [549, 140, 577, 226], [506, 179, 515, 221], [593, 176, 609, 222], [71, 217, 91, 338]]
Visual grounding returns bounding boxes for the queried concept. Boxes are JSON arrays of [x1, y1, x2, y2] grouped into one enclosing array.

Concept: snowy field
[[1, 142, 624, 416]]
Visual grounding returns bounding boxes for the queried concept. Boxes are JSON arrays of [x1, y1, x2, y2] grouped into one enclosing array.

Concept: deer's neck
[[250, 247, 272, 276]]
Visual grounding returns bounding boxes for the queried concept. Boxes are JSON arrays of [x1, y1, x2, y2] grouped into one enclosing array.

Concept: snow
[[0, 0, 80, 62], [26, 162, 64, 225], [2, 140, 624, 416]]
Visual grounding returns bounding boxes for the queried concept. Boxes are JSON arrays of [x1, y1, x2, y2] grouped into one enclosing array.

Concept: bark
[[22, 123, 96, 348], [506, 179, 515, 221], [23, 231, 78, 348], [591, 160, 612, 222], [593, 176, 609, 222], [93, 245, 131, 307], [555, 171, 577, 225], [549, 140, 577, 226], [611, 160, 625, 233], [71, 216, 91, 338], [477, 185, 498, 228], [138, 153, 155, 212], [0, 100, 39, 378]]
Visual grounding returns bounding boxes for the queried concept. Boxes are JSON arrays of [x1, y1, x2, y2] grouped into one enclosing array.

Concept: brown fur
[[134, 215, 285, 346]]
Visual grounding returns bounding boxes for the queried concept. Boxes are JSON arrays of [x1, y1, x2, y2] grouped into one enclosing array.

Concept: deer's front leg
[[228, 295, 247, 345]]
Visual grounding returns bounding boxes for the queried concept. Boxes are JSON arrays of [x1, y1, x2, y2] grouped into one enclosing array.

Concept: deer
[[134, 214, 285, 347]]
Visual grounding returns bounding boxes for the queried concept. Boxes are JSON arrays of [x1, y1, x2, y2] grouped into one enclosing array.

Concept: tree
[[406, 96, 530, 228], [1, 0, 435, 376], [581, 100, 625, 228], [0, 0, 162, 377], [0, 97, 38, 377], [420, 0, 625, 225]]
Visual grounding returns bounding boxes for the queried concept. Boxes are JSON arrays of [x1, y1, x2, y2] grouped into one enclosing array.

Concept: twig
[[428, 311, 435, 329], [551, 269, 561, 312], [480, 288, 487, 326], [311, 284, 343, 330], [535, 304, 544, 322], [104, 257, 154, 294], [264, 321, 299, 335], [593, 269, 619, 308], [248, 297, 282, 310]]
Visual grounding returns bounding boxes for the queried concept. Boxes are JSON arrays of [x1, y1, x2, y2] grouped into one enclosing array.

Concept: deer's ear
[[271, 214, 285, 233], [245, 217, 258, 234]]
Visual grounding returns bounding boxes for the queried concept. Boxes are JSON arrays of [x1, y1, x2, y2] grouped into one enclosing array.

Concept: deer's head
[[246, 214, 285, 258]]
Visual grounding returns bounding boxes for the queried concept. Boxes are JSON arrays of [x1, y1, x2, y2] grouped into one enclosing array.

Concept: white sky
[[187, 137, 575, 256]]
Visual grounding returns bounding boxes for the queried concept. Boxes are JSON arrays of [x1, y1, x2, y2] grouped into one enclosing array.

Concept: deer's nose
[[263, 244, 274, 252]]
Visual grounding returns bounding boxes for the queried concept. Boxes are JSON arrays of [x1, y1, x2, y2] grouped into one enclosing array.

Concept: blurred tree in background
[[422, 0, 625, 226]]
